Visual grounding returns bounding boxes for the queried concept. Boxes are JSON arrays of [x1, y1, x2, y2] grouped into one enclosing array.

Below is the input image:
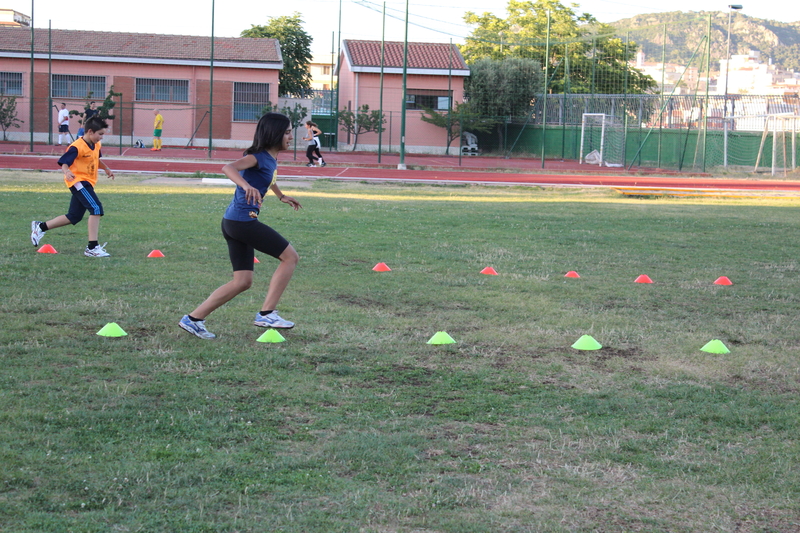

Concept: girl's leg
[[306, 145, 317, 164], [190, 270, 254, 319], [261, 245, 299, 311]]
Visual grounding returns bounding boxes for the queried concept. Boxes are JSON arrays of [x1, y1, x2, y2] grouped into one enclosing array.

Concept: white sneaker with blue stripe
[[179, 315, 216, 339], [254, 310, 294, 329]]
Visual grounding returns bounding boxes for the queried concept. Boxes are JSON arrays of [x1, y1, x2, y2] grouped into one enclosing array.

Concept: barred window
[[406, 89, 451, 111], [136, 78, 189, 102], [233, 82, 270, 122], [0, 72, 23, 95], [52, 74, 105, 99]]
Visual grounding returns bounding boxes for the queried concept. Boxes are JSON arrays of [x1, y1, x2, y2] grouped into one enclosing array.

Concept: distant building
[[718, 50, 800, 96], [309, 54, 336, 91], [0, 25, 282, 147], [0, 9, 30, 27], [337, 39, 469, 153], [632, 50, 702, 95]]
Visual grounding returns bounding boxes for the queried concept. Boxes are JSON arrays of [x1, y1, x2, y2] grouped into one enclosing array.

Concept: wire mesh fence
[[4, 14, 800, 172]]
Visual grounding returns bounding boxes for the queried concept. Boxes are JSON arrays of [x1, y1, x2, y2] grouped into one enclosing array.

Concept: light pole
[[723, 4, 742, 118]]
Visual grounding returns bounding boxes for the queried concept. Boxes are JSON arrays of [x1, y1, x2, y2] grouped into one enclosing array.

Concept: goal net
[[579, 113, 625, 167], [754, 114, 799, 176]]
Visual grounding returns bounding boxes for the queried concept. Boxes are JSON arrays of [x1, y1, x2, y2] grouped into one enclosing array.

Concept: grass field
[[2, 170, 800, 532]]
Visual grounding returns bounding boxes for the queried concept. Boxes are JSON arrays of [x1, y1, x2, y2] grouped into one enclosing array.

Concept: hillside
[[609, 11, 800, 72]]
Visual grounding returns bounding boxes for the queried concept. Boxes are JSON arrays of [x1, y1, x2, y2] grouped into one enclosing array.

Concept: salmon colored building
[[337, 40, 469, 154], [0, 27, 282, 148]]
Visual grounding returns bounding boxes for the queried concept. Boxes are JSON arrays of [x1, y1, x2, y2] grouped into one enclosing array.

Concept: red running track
[[3, 152, 800, 191]]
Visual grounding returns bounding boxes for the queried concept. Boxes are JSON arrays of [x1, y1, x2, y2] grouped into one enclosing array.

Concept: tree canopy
[[464, 57, 544, 147], [338, 105, 385, 151], [241, 13, 313, 98], [461, 0, 656, 95]]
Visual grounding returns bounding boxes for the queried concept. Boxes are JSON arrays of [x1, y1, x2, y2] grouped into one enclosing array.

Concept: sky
[[7, 0, 800, 57]]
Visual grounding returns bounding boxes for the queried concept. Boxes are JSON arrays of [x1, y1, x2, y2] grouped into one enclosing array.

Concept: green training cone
[[96, 322, 128, 337], [700, 339, 730, 354], [257, 329, 286, 343], [571, 334, 602, 350], [427, 331, 456, 345]]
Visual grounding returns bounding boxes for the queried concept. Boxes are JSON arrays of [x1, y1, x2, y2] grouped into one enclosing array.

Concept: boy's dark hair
[[84, 116, 108, 133], [245, 113, 291, 155]]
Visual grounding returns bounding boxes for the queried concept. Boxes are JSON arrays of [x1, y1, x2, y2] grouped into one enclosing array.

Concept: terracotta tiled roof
[[343, 40, 467, 70], [0, 27, 281, 64]]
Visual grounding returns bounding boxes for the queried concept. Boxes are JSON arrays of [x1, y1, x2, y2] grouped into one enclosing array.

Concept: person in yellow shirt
[[30, 116, 115, 257], [151, 109, 164, 151]]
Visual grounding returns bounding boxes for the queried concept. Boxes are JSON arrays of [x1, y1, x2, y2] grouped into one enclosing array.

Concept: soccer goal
[[579, 113, 625, 167], [754, 114, 800, 176]]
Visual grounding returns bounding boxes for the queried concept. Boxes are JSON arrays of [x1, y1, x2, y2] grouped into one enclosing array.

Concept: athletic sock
[[88, 240, 98, 249], [39, 222, 48, 231], [188, 315, 203, 322], [259, 310, 274, 316]]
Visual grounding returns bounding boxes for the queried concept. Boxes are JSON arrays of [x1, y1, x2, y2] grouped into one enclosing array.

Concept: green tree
[[464, 57, 544, 147], [0, 95, 23, 141], [338, 104, 385, 151], [242, 13, 313, 98], [461, 0, 656, 95], [70, 86, 122, 125], [420, 101, 496, 154], [279, 102, 308, 159]]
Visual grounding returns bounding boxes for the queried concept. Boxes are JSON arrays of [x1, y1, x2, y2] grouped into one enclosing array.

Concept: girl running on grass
[[179, 113, 302, 339]]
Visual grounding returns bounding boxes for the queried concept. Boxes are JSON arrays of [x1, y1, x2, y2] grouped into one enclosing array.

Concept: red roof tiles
[[343, 40, 467, 70], [0, 27, 281, 64]]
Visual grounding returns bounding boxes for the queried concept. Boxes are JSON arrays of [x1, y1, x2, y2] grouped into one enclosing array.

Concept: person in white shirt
[[57, 103, 71, 145]]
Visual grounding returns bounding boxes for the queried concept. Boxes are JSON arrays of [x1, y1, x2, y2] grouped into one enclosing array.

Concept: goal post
[[753, 114, 800, 176], [579, 113, 624, 167]]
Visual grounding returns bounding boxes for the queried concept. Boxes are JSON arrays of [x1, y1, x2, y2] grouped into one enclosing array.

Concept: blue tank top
[[223, 151, 277, 221]]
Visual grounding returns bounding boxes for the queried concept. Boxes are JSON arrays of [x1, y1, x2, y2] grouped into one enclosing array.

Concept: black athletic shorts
[[221, 217, 290, 271], [66, 182, 104, 224]]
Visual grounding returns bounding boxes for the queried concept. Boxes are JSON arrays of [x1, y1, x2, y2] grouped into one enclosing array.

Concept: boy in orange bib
[[30, 116, 115, 257]]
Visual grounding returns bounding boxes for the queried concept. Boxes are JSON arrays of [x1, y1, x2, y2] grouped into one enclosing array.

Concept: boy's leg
[[87, 214, 101, 242], [44, 214, 72, 230]]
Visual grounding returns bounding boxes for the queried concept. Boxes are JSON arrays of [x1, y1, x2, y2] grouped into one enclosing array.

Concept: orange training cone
[[254, 257, 260, 264], [480, 266, 498, 275], [714, 276, 733, 286], [373, 262, 391, 272], [634, 274, 653, 284], [565, 271, 580, 278], [37, 244, 57, 254], [147, 249, 165, 258]]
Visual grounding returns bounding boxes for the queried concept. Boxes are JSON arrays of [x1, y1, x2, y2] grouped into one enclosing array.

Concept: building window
[[405, 89, 452, 111], [0, 72, 23, 95], [136, 78, 189, 102], [322, 65, 331, 75], [233, 82, 270, 122], [51, 74, 105, 99]]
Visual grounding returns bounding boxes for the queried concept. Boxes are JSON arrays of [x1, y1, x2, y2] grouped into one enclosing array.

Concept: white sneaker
[[31, 221, 45, 246], [85, 242, 110, 257], [254, 310, 294, 329], [179, 315, 216, 339]]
